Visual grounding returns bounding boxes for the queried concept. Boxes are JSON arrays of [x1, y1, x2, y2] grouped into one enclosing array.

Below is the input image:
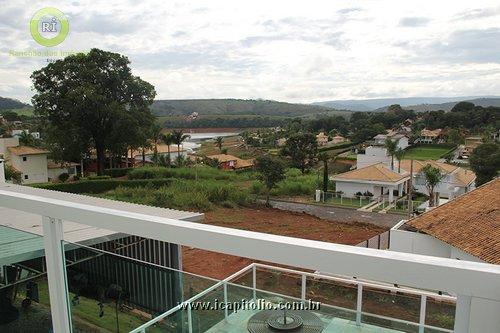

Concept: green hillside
[[151, 98, 348, 117], [0, 97, 29, 110]]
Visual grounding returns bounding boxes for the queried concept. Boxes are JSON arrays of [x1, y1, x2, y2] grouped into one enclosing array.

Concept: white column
[[0, 158, 5, 183], [398, 183, 403, 197], [454, 295, 471, 333], [455, 295, 500, 333], [42, 216, 72, 333], [388, 188, 394, 203]]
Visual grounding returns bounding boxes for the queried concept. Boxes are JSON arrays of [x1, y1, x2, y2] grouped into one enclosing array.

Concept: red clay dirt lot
[[182, 207, 386, 280]]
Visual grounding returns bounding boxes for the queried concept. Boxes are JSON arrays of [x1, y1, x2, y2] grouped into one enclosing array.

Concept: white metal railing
[[130, 262, 455, 333]]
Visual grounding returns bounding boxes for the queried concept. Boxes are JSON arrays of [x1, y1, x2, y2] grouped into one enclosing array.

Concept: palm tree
[[161, 132, 174, 167], [18, 130, 35, 146], [150, 123, 164, 159], [214, 136, 224, 151], [419, 165, 444, 207], [385, 138, 398, 170], [394, 148, 405, 173], [171, 130, 190, 165]]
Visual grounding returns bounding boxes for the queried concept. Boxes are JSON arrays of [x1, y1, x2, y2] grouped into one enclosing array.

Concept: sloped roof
[[399, 160, 475, 186], [421, 129, 442, 137], [8, 146, 49, 156], [207, 154, 254, 169], [47, 160, 79, 169], [132, 144, 184, 157], [332, 163, 408, 183], [406, 178, 500, 264]]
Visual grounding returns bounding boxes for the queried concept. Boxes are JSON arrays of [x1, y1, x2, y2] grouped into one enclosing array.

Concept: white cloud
[[1, 0, 500, 103]]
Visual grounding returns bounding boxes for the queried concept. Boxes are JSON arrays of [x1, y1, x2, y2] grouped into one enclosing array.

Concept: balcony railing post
[[252, 264, 257, 302], [301, 274, 306, 304], [223, 281, 229, 321], [419, 294, 427, 333], [187, 303, 193, 333], [42, 216, 72, 333], [356, 283, 363, 326]]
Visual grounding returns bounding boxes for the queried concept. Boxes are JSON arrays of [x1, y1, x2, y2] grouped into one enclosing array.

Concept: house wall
[[335, 181, 376, 198], [357, 146, 391, 168], [413, 173, 472, 199], [397, 137, 409, 150], [48, 166, 77, 181], [134, 151, 187, 164], [10, 154, 48, 184], [0, 137, 19, 157], [389, 228, 484, 263]]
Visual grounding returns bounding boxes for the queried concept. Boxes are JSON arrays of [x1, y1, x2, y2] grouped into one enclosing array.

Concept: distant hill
[[374, 97, 500, 112], [151, 99, 349, 117], [0, 97, 29, 110], [313, 96, 500, 111]]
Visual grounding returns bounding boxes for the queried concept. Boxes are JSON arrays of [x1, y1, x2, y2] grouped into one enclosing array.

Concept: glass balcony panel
[[362, 287, 421, 323], [255, 266, 303, 299], [0, 226, 53, 332], [305, 276, 358, 320], [144, 308, 188, 333], [63, 240, 218, 333], [190, 284, 225, 332], [361, 312, 419, 333], [425, 296, 455, 330]]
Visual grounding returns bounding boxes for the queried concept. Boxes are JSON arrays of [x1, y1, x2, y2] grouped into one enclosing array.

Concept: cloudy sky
[[1, 0, 500, 104]]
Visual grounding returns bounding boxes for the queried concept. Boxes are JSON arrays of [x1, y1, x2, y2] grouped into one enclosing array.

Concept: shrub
[[4, 164, 21, 183], [104, 167, 134, 178], [58, 173, 70, 182], [85, 175, 111, 180], [128, 166, 233, 181], [32, 178, 173, 194], [250, 181, 265, 195]]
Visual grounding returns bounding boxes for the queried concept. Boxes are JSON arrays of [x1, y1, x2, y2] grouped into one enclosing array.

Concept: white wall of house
[[390, 227, 484, 263], [335, 181, 376, 197], [412, 173, 474, 199], [0, 137, 19, 157], [357, 146, 391, 169], [134, 151, 187, 163], [397, 137, 409, 150], [10, 154, 48, 184], [48, 166, 77, 181]]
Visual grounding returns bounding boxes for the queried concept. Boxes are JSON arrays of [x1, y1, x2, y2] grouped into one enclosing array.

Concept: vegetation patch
[[403, 144, 455, 160]]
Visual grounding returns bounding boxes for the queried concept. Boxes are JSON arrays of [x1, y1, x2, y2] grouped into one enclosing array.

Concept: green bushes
[[32, 178, 173, 194], [128, 166, 233, 180], [251, 168, 318, 197], [101, 179, 253, 211], [104, 167, 134, 178], [58, 172, 70, 182]]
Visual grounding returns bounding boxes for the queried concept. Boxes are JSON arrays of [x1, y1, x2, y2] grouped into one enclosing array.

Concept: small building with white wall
[[7, 146, 49, 184], [398, 159, 476, 199], [331, 163, 410, 202], [389, 178, 499, 264], [47, 160, 79, 181]]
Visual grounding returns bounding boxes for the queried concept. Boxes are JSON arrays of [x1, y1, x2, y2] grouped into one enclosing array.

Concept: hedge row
[[32, 178, 173, 194], [103, 167, 135, 178]]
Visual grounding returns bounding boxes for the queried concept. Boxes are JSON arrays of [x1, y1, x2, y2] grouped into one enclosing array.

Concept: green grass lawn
[[403, 145, 454, 160]]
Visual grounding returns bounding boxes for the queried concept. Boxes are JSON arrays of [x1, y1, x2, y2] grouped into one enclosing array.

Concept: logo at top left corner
[[30, 7, 69, 47]]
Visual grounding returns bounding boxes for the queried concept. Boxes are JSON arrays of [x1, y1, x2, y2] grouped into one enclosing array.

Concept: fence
[[357, 231, 390, 250], [317, 191, 375, 208]]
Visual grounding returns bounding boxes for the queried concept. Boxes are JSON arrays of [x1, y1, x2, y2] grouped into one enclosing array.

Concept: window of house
[[24, 175, 28, 180], [22, 156, 27, 161]]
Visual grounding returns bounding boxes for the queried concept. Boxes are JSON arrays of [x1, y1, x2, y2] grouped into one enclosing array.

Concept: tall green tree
[[281, 133, 318, 173], [31, 48, 156, 174], [255, 155, 286, 206], [214, 136, 224, 151], [171, 129, 190, 164], [385, 138, 398, 170], [470, 143, 500, 186], [318, 152, 329, 192], [419, 165, 444, 207]]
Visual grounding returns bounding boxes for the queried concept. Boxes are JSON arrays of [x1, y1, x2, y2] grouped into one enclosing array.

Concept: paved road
[[267, 199, 404, 229]]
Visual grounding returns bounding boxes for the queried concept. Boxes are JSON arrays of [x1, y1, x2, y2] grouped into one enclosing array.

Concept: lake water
[[183, 132, 240, 151]]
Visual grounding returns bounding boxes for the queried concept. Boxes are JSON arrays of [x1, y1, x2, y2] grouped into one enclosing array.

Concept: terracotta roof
[[406, 178, 500, 264], [207, 154, 254, 169], [332, 163, 408, 183], [8, 146, 49, 156], [207, 154, 239, 163], [421, 128, 442, 137], [47, 160, 79, 169]]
